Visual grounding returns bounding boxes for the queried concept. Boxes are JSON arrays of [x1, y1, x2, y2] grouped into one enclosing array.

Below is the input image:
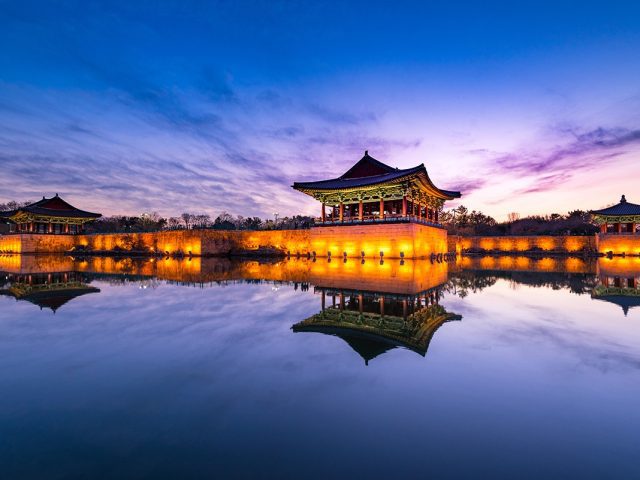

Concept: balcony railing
[[314, 214, 443, 228]]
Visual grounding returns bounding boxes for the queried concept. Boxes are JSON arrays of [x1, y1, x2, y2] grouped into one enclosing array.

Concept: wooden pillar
[[600, 224, 607, 233], [359, 294, 364, 314], [633, 223, 637, 235], [418, 203, 422, 220], [402, 196, 407, 217], [379, 197, 384, 219], [359, 199, 363, 221], [379, 296, 385, 316], [321, 203, 326, 223], [627, 223, 634, 234], [616, 222, 622, 234], [321, 290, 326, 311], [339, 292, 345, 310], [435, 209, 439, 223], [339, 202, 344, 223], [402, 299, 408, 321]]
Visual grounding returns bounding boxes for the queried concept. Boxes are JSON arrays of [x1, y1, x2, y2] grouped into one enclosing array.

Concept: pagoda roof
[[292, 152, 461, 200], [0, 285, 100, 312], [0, 194, 101, 220], [591, 195, 640, 217], [592, 294, 640, 316]]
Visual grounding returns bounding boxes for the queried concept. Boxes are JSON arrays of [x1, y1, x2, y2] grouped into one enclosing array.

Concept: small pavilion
[[591, 195, 640, 234], [292, 151, 461, 225], [0, 194, 101, 234]]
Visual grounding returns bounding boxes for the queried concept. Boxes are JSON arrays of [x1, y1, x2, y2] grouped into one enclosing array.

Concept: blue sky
[[1, 0, 639, 220]]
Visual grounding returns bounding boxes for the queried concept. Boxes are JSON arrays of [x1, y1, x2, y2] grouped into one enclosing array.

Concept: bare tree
[[167, 217, 182, 229], [181, 213, 193, 229], [507, 212, 520, 223]]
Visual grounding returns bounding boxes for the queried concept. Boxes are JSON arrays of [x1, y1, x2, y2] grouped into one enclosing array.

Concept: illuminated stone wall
[[597, 234, 640, 256], [0, 223, 448, 258], [77, 229, 311, 256], [309, 223, 447, 259], [0, 234, 76, 254], [458, 235, 597, 254]]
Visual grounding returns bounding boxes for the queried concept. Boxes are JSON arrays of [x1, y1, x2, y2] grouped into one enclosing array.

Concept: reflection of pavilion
[[293, 286, 461, 365], [592, 273, 640, 316], [0, 271, 100, 312]]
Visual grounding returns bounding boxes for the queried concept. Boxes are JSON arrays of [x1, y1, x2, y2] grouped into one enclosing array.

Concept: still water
[[0, 255, 639, 479]]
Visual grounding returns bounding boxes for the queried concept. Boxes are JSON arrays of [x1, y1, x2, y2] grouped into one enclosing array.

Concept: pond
[[0, 255, 639, 479]]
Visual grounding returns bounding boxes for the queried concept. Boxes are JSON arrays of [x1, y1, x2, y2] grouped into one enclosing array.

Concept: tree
[[181, 213, 193, 229], [507, 212, 520, 223], [214, 211, 233, 225], [167, 217, 182, 229]]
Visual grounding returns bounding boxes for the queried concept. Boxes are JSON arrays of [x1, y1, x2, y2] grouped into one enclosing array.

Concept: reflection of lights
[[272, 286, 279, 292]]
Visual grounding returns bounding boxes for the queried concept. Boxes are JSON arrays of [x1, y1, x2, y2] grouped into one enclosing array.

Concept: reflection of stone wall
[[458, 235, 596, 254], [458, 255, 597, 274], [597, 257, 640, 277], [0, 255, 450, 294], [597, 234, 640, 256]]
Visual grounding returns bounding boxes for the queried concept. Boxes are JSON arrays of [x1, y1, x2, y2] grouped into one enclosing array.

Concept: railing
[[314, 214, 443, 228]]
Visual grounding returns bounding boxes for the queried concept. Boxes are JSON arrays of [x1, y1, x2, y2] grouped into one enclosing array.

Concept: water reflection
[[293, 286, 461, 364], [1, 254, 640, 478], [1, 254, 640, 319], [0, 271, 99, 312]]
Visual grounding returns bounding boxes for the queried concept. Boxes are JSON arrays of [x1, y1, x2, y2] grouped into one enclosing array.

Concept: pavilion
[[292, 286, 461, 364], [0, 271, 100, 313], [591, 195, 640, 234], [0, 194, 101, 234], [292, 151, 461, 226]]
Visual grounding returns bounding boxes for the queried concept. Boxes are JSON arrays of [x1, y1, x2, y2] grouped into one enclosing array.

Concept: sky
[[0, 0, 639, 221]]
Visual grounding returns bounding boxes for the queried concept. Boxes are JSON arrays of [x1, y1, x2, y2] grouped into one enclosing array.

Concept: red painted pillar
[[435, 210, 439, 223], [633, 223, 637, 235], [321, 203, 326, 223], [402, 196, 407, 217], [379, 197, 384, 219], [600, 224, 607, 233], [359, 199, 363, 221], [339, 202, 344, 223], [616, 223, 622, 234]]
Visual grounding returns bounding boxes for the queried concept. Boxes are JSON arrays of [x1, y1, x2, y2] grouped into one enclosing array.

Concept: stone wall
[[309, 222, 447, 259], [0, 223, 450, 259], [457, 235, 597, 254], [0, 234, 76, 254], [597, 234, 640, 256]]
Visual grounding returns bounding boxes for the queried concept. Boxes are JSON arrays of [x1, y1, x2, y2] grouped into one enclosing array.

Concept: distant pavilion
[[591, 195, 640, 234], [0, 194, 101, 234], [292, 151, 461, 226]]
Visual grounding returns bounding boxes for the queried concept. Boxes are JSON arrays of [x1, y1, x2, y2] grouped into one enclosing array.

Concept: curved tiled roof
[[292, 152, 461, 199], [591, 195, 640, 216], [0, 195, 101, 219]]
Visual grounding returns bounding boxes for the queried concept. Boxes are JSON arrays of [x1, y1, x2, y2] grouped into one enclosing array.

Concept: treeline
[[442, 206, 598, 236], [0, 200, 33, 211], [84, 211, 315, 233]]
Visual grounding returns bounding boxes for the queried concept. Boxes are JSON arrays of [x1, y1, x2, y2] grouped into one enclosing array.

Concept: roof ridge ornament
[[621, 194, 627, 203]]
